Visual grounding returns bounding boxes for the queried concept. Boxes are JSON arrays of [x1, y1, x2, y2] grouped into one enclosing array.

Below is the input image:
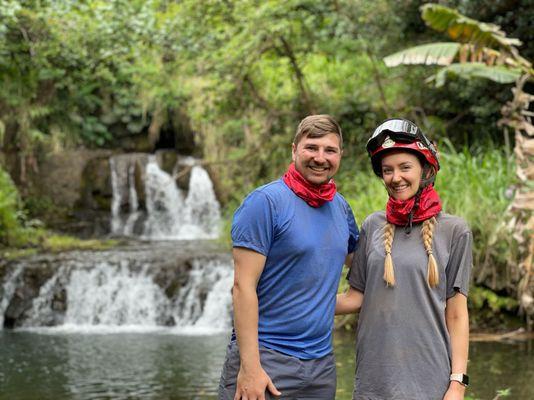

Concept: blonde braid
[[422, 217, 439, 287], [383, 223, 396, 286]]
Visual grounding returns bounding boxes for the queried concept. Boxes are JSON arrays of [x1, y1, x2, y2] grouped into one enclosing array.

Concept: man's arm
[[335, 287, 363, 315], [443, 293, 469, 400], [232, 247, 281, 400]]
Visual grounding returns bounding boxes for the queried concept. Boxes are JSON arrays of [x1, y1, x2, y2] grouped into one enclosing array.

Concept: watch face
[[451, 373, 469, 386], [462, 374, 469, 386]]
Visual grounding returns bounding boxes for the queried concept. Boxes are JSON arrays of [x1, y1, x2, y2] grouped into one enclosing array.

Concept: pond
[[1, 330, 532, 399]]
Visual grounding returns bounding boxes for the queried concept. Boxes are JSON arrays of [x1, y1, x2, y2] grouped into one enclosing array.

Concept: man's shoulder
[[251, 179, 290, 200], [238, 179, 291, 211]]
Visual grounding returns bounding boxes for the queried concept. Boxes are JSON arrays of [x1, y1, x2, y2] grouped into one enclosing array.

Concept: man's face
[[292, 133, 342, 185]]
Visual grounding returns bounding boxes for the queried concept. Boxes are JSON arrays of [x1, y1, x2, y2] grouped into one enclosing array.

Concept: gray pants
[[218, 341, 336, 400]]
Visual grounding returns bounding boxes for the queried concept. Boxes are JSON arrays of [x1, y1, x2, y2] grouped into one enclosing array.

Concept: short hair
[[293, 114, 343, 149]]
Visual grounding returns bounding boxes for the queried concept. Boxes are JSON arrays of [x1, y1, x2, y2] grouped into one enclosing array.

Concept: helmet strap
[[404, 165, 434, 234], [405, 190, 421, 234]]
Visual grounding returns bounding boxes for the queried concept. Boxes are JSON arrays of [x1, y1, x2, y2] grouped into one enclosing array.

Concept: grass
[[40, 234, 118, 253], [435, 141, 516, 270], [0, 231, 119, 261]]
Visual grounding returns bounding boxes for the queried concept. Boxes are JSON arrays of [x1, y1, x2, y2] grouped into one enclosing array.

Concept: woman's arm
[[443, 292, 469, 400], [335, 287, 363, 315]]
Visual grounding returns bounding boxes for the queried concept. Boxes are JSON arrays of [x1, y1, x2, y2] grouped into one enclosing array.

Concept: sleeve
[[446, 230, 473, 299], [231, 190, 276, 256], [346, 202, 359, 254], [347, 219, 368, 293]]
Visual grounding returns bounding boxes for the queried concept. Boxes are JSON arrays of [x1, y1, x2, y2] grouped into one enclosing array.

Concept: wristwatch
[[450, 373, 469, 386]]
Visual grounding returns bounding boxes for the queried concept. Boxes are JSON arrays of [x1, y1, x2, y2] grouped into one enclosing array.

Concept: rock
[[79, 156, 112, 210], [155, 150, 178, 175]]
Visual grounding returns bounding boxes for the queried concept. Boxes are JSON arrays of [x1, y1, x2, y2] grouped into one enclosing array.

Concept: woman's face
[[381, 151, 423, 201]]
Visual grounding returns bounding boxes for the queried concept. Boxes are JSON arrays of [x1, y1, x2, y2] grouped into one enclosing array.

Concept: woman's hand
[[443, 381, 466, 400], [335, 287, 363, 315]]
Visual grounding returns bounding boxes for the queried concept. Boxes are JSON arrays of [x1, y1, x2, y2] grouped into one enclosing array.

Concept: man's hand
[[234, 365, 281, 400]]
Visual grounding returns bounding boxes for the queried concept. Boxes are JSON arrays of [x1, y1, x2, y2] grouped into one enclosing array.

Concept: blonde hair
[[383, 217, 439, 288]]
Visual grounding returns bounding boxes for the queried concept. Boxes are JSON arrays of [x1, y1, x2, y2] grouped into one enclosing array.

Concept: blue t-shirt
[[231, 179, 358, 359]]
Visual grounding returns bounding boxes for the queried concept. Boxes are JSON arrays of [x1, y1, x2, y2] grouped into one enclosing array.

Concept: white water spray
[[0, 266, 23, 328], [8, 257, 233, 334], [110, 154, 221, 240], [173, 259, 234, 333]]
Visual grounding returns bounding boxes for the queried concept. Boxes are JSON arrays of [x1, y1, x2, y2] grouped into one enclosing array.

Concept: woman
[[337, 118, 472, 400]]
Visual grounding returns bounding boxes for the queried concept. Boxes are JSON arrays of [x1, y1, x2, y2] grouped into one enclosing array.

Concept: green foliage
[[465, 387, 512, 400], [337, 162, 388, 226], [432, 63, 521, 86], [1, 0, 529, 189], [384, 42, 461, 67], [0, 2, 528, 309], [41, 235, 118, 253], [435, 142, 516, 272], [0, 164, 116, 253], [421, 4, 522, 49], [470, 286, 518, 313], [0, 165, 25, 245]]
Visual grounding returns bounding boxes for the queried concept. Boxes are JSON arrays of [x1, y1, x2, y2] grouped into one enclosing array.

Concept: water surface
[[1, 330, 532, 400]]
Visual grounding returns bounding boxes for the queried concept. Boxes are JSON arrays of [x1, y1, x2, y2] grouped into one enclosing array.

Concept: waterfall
[[0, 266, 23, 328], [110, 154, 221, 240], [2, 252, 233, 334], [173, 259, 234, 333], [0, 152, 229, 335]]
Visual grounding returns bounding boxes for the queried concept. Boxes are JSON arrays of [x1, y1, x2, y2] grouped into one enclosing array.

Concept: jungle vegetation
[[1, 0, 533, 328]]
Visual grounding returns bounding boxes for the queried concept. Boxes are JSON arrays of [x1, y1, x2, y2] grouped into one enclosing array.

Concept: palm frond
[[429, 63, 521, 87], [383, 42, 460, 67], [421, 4, 522, 51]]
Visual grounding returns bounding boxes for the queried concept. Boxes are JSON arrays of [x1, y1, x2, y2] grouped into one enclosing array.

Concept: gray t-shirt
[[348, 211, 472, 400]]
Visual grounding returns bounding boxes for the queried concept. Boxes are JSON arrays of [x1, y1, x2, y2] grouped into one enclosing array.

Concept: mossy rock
[[79, 157, 112, 210]]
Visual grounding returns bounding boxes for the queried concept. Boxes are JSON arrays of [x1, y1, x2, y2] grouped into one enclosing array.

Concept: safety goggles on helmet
[[367, 118, 440, 177], [367, 119, 435, 155]]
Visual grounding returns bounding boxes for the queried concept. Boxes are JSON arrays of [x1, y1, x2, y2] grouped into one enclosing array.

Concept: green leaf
[[383, 42, 460, 67], [430, 63, 521, 87], [421, 4, 522, 51]]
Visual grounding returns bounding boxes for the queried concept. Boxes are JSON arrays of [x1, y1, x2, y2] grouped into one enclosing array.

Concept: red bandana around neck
[[283, 163, 337, 208], [386, 185, 442, 226]]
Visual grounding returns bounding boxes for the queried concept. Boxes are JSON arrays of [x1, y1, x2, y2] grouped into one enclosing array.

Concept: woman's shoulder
[[362, 211, 386, 231], [436, 212, 471, 236]]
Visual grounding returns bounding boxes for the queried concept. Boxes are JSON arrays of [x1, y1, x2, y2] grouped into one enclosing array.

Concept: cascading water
[[0, 266, 23, 328], [1, 245, 233, 334], [110, 153, 221, 240], [174, 259, 234, 333], [1, 152, 231, 340]]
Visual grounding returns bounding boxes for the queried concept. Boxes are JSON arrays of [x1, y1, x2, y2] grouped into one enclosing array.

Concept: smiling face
[[292, 133, 342, 185], [381, 151, 423, 201]]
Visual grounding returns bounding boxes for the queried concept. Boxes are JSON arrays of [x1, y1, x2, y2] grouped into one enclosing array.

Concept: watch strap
[[450, 373, 469, 386]]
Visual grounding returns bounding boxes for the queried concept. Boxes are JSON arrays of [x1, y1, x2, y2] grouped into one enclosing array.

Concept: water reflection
[[0, 331, 229, 400], [0, 331, 532, 400]]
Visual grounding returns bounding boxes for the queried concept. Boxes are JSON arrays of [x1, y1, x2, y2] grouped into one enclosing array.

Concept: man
[[218, 115, 358, 400]]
